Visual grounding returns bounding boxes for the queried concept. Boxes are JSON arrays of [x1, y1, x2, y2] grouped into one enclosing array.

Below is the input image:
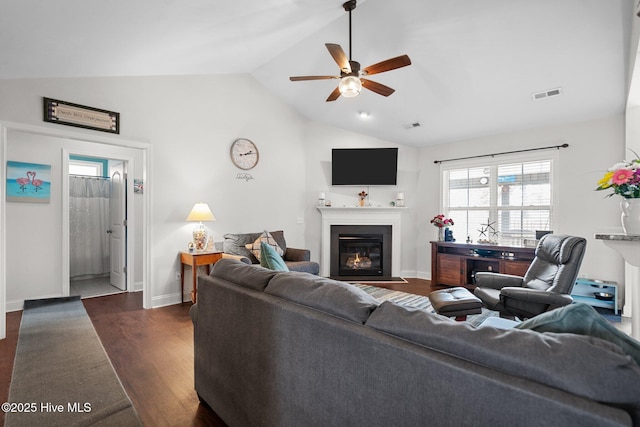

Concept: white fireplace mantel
[[317, 206, 406, 277]]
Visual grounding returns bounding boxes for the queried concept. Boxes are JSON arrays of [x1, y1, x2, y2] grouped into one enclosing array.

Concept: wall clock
[[230, 138, 259, 170]]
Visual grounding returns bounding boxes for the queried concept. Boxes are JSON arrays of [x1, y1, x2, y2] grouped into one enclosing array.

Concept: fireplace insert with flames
[[338, 235, 383, 276]]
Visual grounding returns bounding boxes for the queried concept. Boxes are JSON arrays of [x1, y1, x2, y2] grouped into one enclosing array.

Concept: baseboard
[[415, 270, 431, 280], [151, 292, 183, 308], [6, 292, 65, 312], [6, 299, 24, 313], [133, 281, 144, 292]]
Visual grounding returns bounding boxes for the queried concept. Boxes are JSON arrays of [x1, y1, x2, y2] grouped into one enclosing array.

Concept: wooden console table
[[180, 251, 223, 303], [431, 241, 535, 289]]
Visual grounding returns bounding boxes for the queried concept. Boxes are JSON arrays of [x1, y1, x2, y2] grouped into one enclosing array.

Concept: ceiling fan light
[[339, 76, 362, 97]]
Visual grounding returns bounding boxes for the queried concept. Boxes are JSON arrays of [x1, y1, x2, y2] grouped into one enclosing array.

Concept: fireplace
[[330, 225, 392, 278], [318, 206, 405, 278]]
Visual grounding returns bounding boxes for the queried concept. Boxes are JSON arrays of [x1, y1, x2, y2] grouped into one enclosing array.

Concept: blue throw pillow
[[515, 303, 640, 367], [259, 241, 289, 272]]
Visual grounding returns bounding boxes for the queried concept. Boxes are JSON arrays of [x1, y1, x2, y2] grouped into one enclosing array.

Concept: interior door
[[109, 162, 126, 290]]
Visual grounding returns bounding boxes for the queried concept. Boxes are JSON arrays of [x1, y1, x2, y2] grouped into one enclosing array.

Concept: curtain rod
[[433, 143, 569, 164], [70, 174, 110, 180]]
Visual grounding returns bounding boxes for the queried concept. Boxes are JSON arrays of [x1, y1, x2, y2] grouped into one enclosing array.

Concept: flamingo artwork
[[15, 175, 30, 192], [6, 161, 51, 203], [28, 171, 43, 192]]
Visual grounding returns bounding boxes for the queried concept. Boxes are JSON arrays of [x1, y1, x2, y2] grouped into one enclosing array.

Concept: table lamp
[[187, 202, 216, 252]]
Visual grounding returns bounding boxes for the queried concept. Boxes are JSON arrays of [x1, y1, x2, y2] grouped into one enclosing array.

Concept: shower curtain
[[69, 176, 110, 278]]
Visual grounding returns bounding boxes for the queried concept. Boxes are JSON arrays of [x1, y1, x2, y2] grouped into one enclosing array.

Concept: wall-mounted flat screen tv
[[332, 148, 398, 185]]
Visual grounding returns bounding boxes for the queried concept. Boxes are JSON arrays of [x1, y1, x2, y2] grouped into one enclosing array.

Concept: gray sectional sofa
[[190, 259, 640, 427]]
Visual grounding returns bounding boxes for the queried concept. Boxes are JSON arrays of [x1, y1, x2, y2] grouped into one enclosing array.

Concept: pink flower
[[611, 169, 634, 185], [431, 214, 454, 228]]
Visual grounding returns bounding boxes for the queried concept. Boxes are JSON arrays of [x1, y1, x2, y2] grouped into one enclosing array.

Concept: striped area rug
[[353, 284, 434, 310], [352, 283, 496, 327]]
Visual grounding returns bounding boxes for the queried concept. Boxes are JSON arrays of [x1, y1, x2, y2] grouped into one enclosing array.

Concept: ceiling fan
[[289, 0, 411, 102]]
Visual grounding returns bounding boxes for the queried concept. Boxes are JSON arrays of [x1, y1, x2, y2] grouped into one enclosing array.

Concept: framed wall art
[[43, 97, 120, 134], [6, 161, 52, 203]]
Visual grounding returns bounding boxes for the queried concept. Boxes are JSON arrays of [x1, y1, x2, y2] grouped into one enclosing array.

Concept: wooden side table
[[180, 251, 223, 303]]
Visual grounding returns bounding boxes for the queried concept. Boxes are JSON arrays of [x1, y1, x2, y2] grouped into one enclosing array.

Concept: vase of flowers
[[596, 154, 640, 234], [358, 190, 368, 207], [430, 214, 454, 241]]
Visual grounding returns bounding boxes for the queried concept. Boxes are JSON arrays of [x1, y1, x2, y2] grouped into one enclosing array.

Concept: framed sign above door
[[43, 97, 120, 134]]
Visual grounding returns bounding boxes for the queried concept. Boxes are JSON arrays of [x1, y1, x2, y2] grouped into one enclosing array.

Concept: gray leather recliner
[[473, 234, 587, 319]]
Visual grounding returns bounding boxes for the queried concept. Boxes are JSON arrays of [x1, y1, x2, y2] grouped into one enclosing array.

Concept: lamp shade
[[186, 202, 216, 222]]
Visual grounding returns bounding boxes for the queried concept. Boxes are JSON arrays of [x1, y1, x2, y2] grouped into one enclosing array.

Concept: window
[[69, 159, 103, 177], [442, 156, 553, 246]]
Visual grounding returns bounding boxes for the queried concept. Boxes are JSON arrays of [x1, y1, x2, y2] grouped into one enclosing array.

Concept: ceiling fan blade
[[363, 55, 411, 76], [361, 79, 395, 97], [289, 75, 338, 81], [325, 43, 351, 74], [326, 86, 341, 102]]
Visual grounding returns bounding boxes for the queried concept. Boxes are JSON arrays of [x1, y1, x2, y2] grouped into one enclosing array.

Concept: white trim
[[0, 126, 6, 339], [0, 121, 152, 339]]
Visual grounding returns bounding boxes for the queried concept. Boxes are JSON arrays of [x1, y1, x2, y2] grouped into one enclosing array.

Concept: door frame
[[63, 150, 132, 295], [0, 121, 152, 340]]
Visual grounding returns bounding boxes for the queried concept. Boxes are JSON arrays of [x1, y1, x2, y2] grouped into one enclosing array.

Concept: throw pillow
[[259, 241, 289, 272], [515, 302, 640, 367], [245, 230, 284, 262]]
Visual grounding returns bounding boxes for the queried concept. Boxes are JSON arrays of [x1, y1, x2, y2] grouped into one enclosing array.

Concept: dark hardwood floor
[[0, 277, 435, 426]]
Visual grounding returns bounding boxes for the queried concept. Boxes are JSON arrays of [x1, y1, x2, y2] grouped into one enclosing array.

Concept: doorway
[[61, 143, 144, 306], [68, 156, 127, 298], [0, 122, 152, 341]]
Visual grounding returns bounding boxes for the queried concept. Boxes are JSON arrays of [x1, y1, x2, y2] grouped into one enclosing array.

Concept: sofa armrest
[[222, 253, 252, 265], [284, 247, 311, 262], [474, 272, 524, 290], [500, 287, 574, 307]]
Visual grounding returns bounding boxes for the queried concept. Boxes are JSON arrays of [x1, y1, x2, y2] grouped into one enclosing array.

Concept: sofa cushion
[[515, 303, 640, 367], [259, 241, 289, 272], [223, 230, 287, 263], [366, 301, 640, 414], [210, 258, 278, 292], [265, 273, 378, 324], [246, 231, 284, 262]]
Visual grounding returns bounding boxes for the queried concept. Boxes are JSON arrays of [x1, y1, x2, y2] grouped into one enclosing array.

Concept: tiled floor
[[70, 276, 124, 299]]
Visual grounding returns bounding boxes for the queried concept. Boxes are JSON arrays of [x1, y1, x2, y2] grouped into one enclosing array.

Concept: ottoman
[[429, 287, 482, 321]]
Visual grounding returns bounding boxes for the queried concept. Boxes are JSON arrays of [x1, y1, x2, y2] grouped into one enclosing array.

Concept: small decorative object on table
[[431, 214, 454, 241], [596, 153, 640, 234], [477, 219, 498, 244], [444, 228, 455, 242], [358, 190, 368, 207]]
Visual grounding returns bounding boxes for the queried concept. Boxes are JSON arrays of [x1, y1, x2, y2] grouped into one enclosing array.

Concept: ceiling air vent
[[402, 122, 421, 130], [532, 88, 562, 101]]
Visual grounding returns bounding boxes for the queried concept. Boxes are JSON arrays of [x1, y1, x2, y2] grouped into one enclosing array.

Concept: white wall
[[417, 115, 626, 285], [0, 74, 417, 308], [302, 121, 420, 277]]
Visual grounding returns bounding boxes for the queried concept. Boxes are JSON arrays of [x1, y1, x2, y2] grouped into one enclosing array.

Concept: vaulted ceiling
[[0, 0, 632, 147]]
